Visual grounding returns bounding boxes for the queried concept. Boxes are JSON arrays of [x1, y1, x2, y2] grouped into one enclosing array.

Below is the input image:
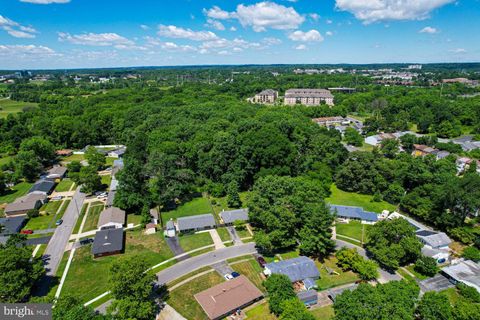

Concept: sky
[[0, 0, 479, 69]]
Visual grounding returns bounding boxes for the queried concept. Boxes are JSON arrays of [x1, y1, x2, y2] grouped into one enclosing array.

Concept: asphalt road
[[43, 188, 85, 276], [156, 242, 257, 285]]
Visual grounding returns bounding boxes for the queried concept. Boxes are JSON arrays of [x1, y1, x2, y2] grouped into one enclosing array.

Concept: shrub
[[27, 209, 39, 218], [414, 256, 438, 277], [462, 246, 480, 262], [457, 283, 480, 303]]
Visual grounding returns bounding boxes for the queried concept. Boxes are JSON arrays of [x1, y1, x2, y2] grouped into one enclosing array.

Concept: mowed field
[[0, 99, 38, 118]]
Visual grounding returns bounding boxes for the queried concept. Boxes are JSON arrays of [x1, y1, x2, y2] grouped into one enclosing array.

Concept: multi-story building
[[284, 89, 334, 106], [253, 89, 278, 104]]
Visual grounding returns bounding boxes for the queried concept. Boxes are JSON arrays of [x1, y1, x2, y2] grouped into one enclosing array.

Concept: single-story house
[[194, 275, 263, 320], [165, 220, 176, 238], [46, 166, 67, 179], [264, 256, 320, 288], [220, 208, 249, 225], [421, 246, 449, 264], [107, 147, 126, 158], [297, 290, 318, 307], [177, 214, 216, 232], [330, 205, 378, 224], [4, 193, 47, 217], [416, 230, 452, 250], [92, 228, 124, 258], [56, 149, 73, 157], [441, 260, 480, 293], [0, 216, 27, 235], [97, 207, 126, 230], [29, 179, 56, 195]]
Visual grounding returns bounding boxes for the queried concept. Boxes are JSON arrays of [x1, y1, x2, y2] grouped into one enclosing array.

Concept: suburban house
[[177, 214, 216, 233], [411, 144, 450, 160], [441, 260, 480, 293], [264, 256, 320, 290], [330, 205, 378, 224], [284, 89, 334, 106], [456, 157, 480, 174], [452, 136, 480, 152], [165, 219, 176, 237], [97, 207, 126, 230], [45, 166, 67, 180], [4, 193, 47, 217], [297, 290, 318, 307], [253, 89, 278, 104], [327, 284, 358, 302], [421, 247, 450, 264], [365, 132, 405, 146], [92, 228, 124, 258], [194, 275, 263, 320], [0, 216, 27, 235], [29, 179, 56, 195], [416, 230, 452, 250], [312, 116, 347, 127], [106, 176, 119, 207], [55, 149, 73, 157], [220, 208, 249, 225], [107, 147, 126, 158]]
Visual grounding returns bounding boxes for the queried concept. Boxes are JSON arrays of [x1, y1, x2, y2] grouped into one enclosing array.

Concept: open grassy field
[[178, 232, 213, 252], [0, 182, 33, 204], [168, 272, 224, 320], [62, 229, 174, 303], [245, 302, 276, 320], [0, 99, 38, 118], [61, 154, 85, 163], [54, 179, 74, 192], [82, 204, 104, 232], [231, 259, 265, 292], [310, 305, 335, 320], [336, 221, 371, 243], [315, 255, 359, 290], [326, 184, 396, 213], [161, 196, 212, 224]]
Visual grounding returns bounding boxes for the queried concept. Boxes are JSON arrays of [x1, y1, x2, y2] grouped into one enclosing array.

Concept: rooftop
[[92, 228, 124, 255], [29, 179, 55, 194], [97, 207, 126, 228], [417, 231, 452, 248], [285, 88, 333, 99], [442, 260, 480, 292], [177, 213, 215, 231], [330, 205, 378, 222], [220, 208, 249, 224], [265, 256, 320, 283], [257, 89, 277, 95], [0, 216, 27, 235]]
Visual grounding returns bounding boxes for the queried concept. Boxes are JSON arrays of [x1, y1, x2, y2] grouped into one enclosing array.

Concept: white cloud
[[326, 31, 333, 36], [295, 44, 307, 50], [309, 13, 320, 21], [160, 42, 196, 52], [419, 26, 438, 34], [288, 30, 323, 42], [140, 24, 150, 30], [203, 2, 305, 32], [263, 37, 282, 45], [230, 26, 237, 31], [205, 19, 225, 31], [158, 25, 218, 41], [0, 44, 58, 57], [335, 0, 454, 24], [0, 15, 37, 38], [20, 0, 70, 3], [3, 27, 35, 38], [58, 32, 139, 49], [326, 19, 333, 24], [450, 48, 466, 54]]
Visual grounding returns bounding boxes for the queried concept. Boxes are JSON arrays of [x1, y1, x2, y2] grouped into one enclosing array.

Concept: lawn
[[160, 196, 212, 224], [168, 272, 224, 320], [326, 184, 397, 213], [178, 232, 213, 252], [56, 200, 71, 220], [82, 204, 104, 232], [24, 214, 55, 230], [61, 229, 174, 303], [237, 226, 252, 239], [72, 203, 88, 234], [127, 214, 142, 225], [216, 227, 231, 242], [105, 157, 116, 166], [0, 182, 33, 204], [310, 305, 335, 320], [315, 255, 359, 290], [40, 200, 63, 215], [100, 175, 111, 188], [231, 259, 265, 292], [61, 154, 85, 163], [336, 221, 370, 243], [0, 99, 38, 118], [441, 287, 465, 305], [397, 268, 415, 282], [209, 191, 250, 215], [55, 179, 74, 192], [405, 264, 430, 280], [245, 302, 276, 320]]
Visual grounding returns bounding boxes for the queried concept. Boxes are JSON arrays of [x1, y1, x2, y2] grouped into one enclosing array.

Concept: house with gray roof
[[264, 256, 320, 288], [97, 207, 126, 230], [92, 228, 124, 258], [29, 179, 56, 195], [330, 205, 378, 224], [297, 290, 318, 306], [441, 260, 480, 293], [4, 193, 46, 217], [46, 166, 67, 179], [177, 214, 216, 232], [0, 216, 27, 235], [416, 230, 452, 249], [220, 208, 249, 225]]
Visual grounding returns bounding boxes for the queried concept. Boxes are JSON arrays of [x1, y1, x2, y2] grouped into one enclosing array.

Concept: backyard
[[160, 196, 212, 224], [0, 182, 33, 204], [315, 255, 359, 290], [326, 184, 397, 213], [245, 302, 277, 320], [231, 258, 265, 292]]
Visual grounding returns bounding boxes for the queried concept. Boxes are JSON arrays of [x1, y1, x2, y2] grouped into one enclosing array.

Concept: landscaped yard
[[168, 272, 224, 320], [61, 229, 174, 303], [310, 305, 335, 320], [82, 203, 104, 232], [55, 179, 74, 192], [40, 200, 63, 215], [336, 221, 370, 243], [326, 184, 397, 213], [178, 232, 214, 252], [236, 226, 252, 239], [0, 99, 38, 118], [231, 259, 265, 292], [24, 214, 55, 230], [315, 255, 359, 290], [160, 196, 212, 224], [209, 191, 250, 215], [0, 182, 33, 204], [245, 302, 276, 320]]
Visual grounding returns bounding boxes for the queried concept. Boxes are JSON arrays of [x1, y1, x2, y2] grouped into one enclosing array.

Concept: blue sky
[[0, 0, 479, 69]]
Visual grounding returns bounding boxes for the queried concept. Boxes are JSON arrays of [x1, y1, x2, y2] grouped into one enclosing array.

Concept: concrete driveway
[[211, 261, 234, 277], [226, 226, 242, 245]]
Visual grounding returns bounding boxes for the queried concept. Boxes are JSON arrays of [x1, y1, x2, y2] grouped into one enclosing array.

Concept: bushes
[[456, 283, 480, 303], [449, 227, 476, 245], [336, 247, 379, 281], [461, 247, 480, 262], [414, 256, 439, 277]]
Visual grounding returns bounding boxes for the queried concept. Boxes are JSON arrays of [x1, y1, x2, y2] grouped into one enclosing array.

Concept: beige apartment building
[[284, 89, 334, 106], [253, 89, 278, 104]]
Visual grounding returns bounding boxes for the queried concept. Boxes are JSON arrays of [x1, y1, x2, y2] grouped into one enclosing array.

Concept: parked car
[[231, 272, 240, 278], [224, 274, 234, 281], [51, 196, 63, 201], [257, 256, 267, 268], [80, 238, 94, 245], [20, 229, 33, 234], [97, 194, 107, 199], [56, 219, 63, 226]]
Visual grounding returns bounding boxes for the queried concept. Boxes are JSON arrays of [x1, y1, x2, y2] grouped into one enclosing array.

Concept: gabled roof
[[177, 214, 215, 231], [220, 208, 249, 224], [265, 256, 320, 283], [257, 89, 277, 95], [46, 166, 67, 177], [442, 260, 480, 292], [330, 205, 378, 222], [92, 228, 124, 255], [297, 290, 318, 302], [29, 180, 55, 194], [4, 193, 46, 214], [417, 231, 452, 248], [97, 207, 125, 228], [0, 216, 26, 235]]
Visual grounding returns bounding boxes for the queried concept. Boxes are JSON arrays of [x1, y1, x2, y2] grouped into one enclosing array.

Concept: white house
[[97, 207, 126, 230]]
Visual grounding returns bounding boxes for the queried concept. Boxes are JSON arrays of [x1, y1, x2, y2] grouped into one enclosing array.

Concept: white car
[[96, 194, 108, 199], [224, 274, 234, 281], [51, 196, 63, 201]]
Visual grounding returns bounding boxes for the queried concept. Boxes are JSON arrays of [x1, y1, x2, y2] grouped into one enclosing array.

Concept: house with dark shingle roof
[[92, 228, 124, 258], [177, 214, 216, 232], [220, 208, 249, 225], [330, 205, 378, 224], [29, 179, 56, 195], [0, 216, 27, 235], [264, 256, 320, 289], [4, 193, 46, 217]]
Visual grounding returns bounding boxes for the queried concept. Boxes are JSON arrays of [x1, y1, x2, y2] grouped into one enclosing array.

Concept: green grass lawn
[[310, 305, 335, 320], [245, 302, 276, 320], [127, 214, 142, 225], [160, 197, 212, 224], [56, 200, 71, 220], [168, 272, 224, 320], [55, 179, 74, 192], [178, 232, 213, 252], [209, 191, 250, 215], [0, 182, 33, 204], [326, 184, 396, 213], [279, 249, 300, 260], [315, 255, 359, 290], [336, 221, 370, 243], [216, 227, 231, 242], [405, 264, 430, 280], [40, 200, 63, 215], [61, 154, 85, 163], [105, 157, 116, 166], [100, 175, 111, 188], [62, 229, 174, 303], [237, 226, 252, 238], [0, 99, 37, 118], [24, 214, 55, 230], [82, 204, 104, 232], [231, 259, 265, 292], [397, 268, 415, 281], [72, 203, 88, 234]]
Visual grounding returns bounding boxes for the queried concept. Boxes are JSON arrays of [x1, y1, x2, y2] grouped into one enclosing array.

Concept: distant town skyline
[[1, 0, 479, 69]]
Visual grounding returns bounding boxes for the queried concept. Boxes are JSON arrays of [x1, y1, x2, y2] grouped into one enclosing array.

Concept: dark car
[[231, 272, 240, 278], [256, 256, 267, 268], [80, 238, 94, 245], [20, 229, 33, 234], [55, 219, 63, 226]]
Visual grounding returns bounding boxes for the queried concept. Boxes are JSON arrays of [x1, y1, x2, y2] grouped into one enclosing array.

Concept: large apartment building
[[253, 89, 278, 104], [284, 89, 334, 106]]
